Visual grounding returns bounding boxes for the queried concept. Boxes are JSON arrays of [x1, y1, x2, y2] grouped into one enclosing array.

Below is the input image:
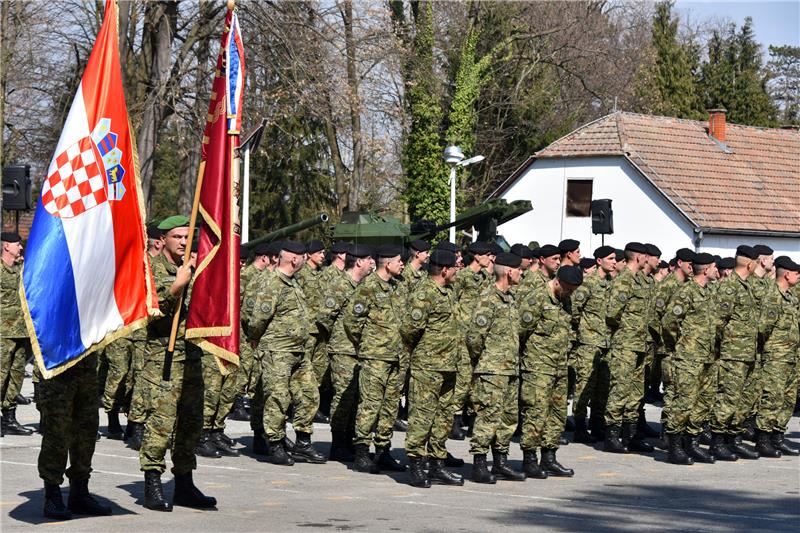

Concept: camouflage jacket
[[239, 263, 259, 300], [519, 281, 573, 374], [465, 285, 519, 376], [318, 268, 359, 356], [606, 268, 652, 353], [716, 272, 758, 362], [661, 281, 716, 363], [247, 269, 310, 353], [400, 277, 460, 372], [453, 266, 491, 321], [747, 274, 772, 307], [343, 272, 405, 363], [296, 263, 324, 315], [571, 273, 611, 348], [760, 283, 800, 363], [1, 261, 26, 338], [241, 267, 272, 338], [146, 254, 197, 359], [402, 263, 427, 292]]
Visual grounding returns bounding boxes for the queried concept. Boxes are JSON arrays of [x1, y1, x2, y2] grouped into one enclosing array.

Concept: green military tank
[[242, 213, 329, 250]]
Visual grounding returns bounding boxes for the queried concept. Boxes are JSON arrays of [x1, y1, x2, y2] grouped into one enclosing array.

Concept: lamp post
[[443, 145, 484, 243], [239, 119, 267, 243]]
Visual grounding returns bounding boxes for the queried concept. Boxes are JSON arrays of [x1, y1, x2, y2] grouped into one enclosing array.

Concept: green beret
[[157, 215, 190, 231]]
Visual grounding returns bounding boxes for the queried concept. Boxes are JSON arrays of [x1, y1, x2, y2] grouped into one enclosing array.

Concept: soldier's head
[[493, 253, 522, 287], [774, 256, 800, 289], [538, 245, 561, 276], [1, 232, 22, 265], [278, 241, 306, 275], [345, 244, 374, 281], [329, 241, 350, 269], [376, 245, 404, 277], [675, 248, 695, 278], [157, 216, 190, 264], [468, 241, 493, 269], [252, 243, 271, 270], [593, 245, 616, 275], [623, 242, 647, 271], [691, 253, 717, 283], [754, 244, 774, 276], [553, 265, 583, 298], [558, 239, 581, 266], [147, 224, 163, 256], [579, 257, 597, 276], [409, 240, 431, 266], [644, 244, 661, 273], [715, 257, 734, 279], [305, 240, 326, 269], [613, 249, 626, 275], [511, 244, 533, 270], [735, 245, 759, 277], [428, 250, 457, 285]]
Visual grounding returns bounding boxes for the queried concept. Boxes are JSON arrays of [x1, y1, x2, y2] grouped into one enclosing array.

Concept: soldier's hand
[[170, 264, 193, 295]]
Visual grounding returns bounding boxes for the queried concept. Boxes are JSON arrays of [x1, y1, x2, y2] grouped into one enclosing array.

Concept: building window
[[566, 179, 592, 217]]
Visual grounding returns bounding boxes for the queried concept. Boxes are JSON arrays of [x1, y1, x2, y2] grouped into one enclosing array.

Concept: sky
[[675, 1, 800, 50]]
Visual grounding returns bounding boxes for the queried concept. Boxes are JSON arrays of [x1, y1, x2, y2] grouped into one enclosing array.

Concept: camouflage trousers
[[329, 352, 359, 436], [354, 359, 404, 449], [665, 357, 716, 435], [1, 338, 31, 410], [99, 337, 134, 413], [262, 351, 318, 441], [249, 346, 267, 432], [659, 355, 673, 424], [710, 359, 755, 435], [742, 361, 763, 418], [451, 345, 473, 414], [139, 342, 203, 475], [604, 349, 647, 426], [520, 369, 568, 450], [405, 369, 456, 459], [756, 360, 798, 433], [310, 334, 330, 388], [202, 355, 239, 431], [126, 338, 149, 424], [469, 374, 519, 456], [37, 354, 98, 485], [570, 344, 604, 421], [236, 331, 256, 397]]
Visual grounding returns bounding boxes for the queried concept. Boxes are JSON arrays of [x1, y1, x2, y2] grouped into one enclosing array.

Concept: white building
[[490, 111, 800, 261]]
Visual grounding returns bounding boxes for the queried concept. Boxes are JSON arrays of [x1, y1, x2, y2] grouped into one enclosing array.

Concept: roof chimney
[[708, 108, 727, 142]]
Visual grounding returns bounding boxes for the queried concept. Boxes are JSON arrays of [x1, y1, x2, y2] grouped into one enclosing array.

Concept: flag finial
[[227, 0, 235, 10]]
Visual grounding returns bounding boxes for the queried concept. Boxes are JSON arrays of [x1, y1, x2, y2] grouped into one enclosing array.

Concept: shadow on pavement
[[9, 487, 135, 525]]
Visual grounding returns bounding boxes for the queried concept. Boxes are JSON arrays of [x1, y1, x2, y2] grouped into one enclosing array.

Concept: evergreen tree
[[768, 45, 800, 124], [650, 1, 700, 118]]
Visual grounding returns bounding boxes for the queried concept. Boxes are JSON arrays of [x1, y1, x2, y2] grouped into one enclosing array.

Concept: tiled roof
[[531, 112, 800, 234]]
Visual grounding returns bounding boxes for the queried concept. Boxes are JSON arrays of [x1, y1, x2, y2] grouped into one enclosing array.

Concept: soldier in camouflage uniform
[[466, 252, 524, 484], [519, 265, 584, 478], [98, 336, 136, 439], [196, 352, 238, 457], [402, 239, 430, 291], [345, 245, 408, 474], [139, 215, 216, 512], [754, 256, 800, 457], [247, 240, 326, 465], [401, 250, 464, 487], [661, 253, 718, 465], [1, 232, 33, 436]]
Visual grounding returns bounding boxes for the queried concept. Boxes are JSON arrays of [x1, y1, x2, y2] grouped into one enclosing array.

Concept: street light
[[443, 145, 485, 243]]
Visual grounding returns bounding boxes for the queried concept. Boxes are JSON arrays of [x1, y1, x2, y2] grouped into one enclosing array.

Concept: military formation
[[2, 225, 799, 520]]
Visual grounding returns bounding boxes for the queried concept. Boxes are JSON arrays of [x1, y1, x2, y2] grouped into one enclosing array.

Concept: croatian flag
[[21, 0, 156, 378]]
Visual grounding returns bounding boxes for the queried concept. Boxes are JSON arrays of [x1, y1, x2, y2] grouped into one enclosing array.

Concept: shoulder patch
[[527, 297, 538, 307], [574, 291, 586, 302], [720, 301, 731, 311], [475, 314, 488, 327], [618, 293, 628, 303], [655, 297, 665, 309], [767, 309, 777, 320], [260, 302, 272, 314], [672, 304, 683, 316], [521, 311, 533, 323], [324, 297, 336, 309], [353, 302, 365, 315], [411, 308, 424, 321], [725, 286, 735, 296]]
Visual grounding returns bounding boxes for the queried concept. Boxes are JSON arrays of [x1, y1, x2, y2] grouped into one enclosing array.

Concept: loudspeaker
[[2, 165, 32, 211], [591, 199, 613, 234]]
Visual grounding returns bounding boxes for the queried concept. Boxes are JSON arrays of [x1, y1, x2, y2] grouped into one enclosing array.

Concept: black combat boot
[[444, 451, 464, 467], [329, 432, 355, 462], [699, 423, 713, 445], [313, 410, 330, 424], [450, 415, 466, 440], [392, 419, 408, 432], [522, 450, 548, 479], [754, 431, 782, 458], [636, 411, 660, 439], [408, 457, 431, 488], [173, 472, 217, 509], [624, 422, 654, 453], [1, 408, 32, 436], [565, 417, 575, 431], [15, 393, 32, 405], [106, 409, 124, 440], [283, 435, 296, 453], [43, 483, 72, 520], [490, 449, 525, 481], [353, 444, 379, 473], [604, 425, 627, 453], [211, 430, 239, 457], [470, 454, 496, 484], [263, 439, 294, 466], [727, 435, 759, 460], [67, 478, 112, 515], [572, 417, 595, 444], [666, 433, 693, 465], [126, 421, 144, 451], [195, 430, 222, 458], [227, 395, 250, 421], [709, 433, 738, 461], [540, 448, 574, 477], [771, 432, 800, 456], [589, 416, 606, 441], [429, 458, 464, 486], [684, 433, 714, 463], [293, 431, 327, 463], [376, 447, 406, 472], [252, 429, 269, 455], [143, 471, 172, 512], [740, 416, 756, 442]]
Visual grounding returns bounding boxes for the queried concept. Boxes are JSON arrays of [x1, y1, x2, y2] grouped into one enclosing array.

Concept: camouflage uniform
[[296, 263, 328, 387], [743, 275, 772, 419], [452, 266, 491, 414], [99, 336, 135, 413], [344, 272, 406, 450], [139, 253, 204, 476], [241, 267, 271, 433], [235, 262, 261, 399], [247, 269, 317, 442], [755, 283, 800, 433], [401, 277, 460, 459], [651, 273, 683, 423], [466, 285, 520, 456], [1, 260, 32, 410], [402, 263, 427, 292], [709, 272, 758, 435], [125, 327, 150, 424], [519, 282, 573, 450], [201, 354, 239, 431]]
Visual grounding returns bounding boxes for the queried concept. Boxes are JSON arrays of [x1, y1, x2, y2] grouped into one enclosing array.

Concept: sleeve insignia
[[767, 309, 777, 319], [527, 297, 537, 307], [260, 302, 272, 314], [672, 304, 683, 316], [353, 303, 365, 315], [720, 301, 731, 311], [411, 308, 424, 321], [475, 314, 488, 327], [324, 297, 336, 309], [521, 311, 533, 323], [618, 293, 628, 303], [574, 291, 586, 302], [655, 298, 665, 309], [725, 286, 735, 296]]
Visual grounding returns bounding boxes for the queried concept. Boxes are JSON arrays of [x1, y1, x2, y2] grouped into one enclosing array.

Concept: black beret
[[266, 241, 283, 257], [579, 257, 596, 270], [538, 244, 560, 258], [658, 260, 669, 269], [716, 257, 735, 269], [557, 265, 583, 286], [435, 241, 458, 253], [645, 243, 661, 257], [510, 243, 534, 259], [429, 249, 456, 267], [410, 239, 431, 252], [593, 245, 615, 259], [528, 241, 540, 250], [529, 247, 541, 258], [281, 240, 306, 255], [669, 257, 677, 267], [558, 239, 580, 253], [693, 252, 715, 265], [625, 242, 647, 254], [376, 244, 403, 258], [675, 248, 696, 262], [494, 252, 521, 268], [347, 244, 373, 258], [615, 249, 625, 262], [775, 255, 800, 272], [254, 243, 271, 256], [330, 241, 350, 254], [468, 241, 492, 255], [736, 245, 758, 259], [306, 240, 325, 254], [753, 244, 774, 256], [1, 231, 21, 243], [146, 225, 162, 240], [489, 243, 503, 256]]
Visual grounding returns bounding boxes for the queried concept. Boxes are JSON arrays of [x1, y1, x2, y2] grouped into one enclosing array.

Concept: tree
[[768, 45, 800, 124]]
